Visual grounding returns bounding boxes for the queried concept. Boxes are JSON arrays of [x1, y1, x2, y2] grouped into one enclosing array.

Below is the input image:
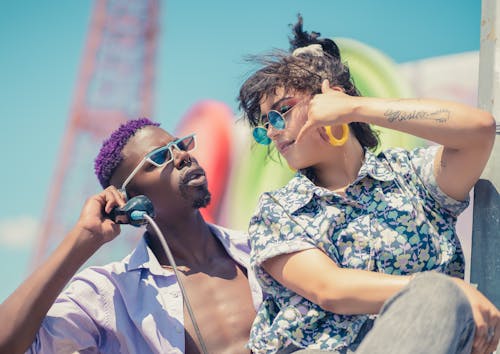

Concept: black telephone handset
[[108, 195, 155, 226]]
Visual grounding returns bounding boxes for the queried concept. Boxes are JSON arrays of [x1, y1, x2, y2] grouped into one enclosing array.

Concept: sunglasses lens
[[253, 127, 271, 145], [177, 135, 196, 152], [150, 148, 171, 165], [268, 111, 286, 130]]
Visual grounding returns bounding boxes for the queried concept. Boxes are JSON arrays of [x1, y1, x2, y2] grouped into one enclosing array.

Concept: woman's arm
[[301, 80, 496, 201], [262, 247, 410, 315], [353, 96, 494, 201], [264, 246, 499, 352], [0, 186, 124, 354]]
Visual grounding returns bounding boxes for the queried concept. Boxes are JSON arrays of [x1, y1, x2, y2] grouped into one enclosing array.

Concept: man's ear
[[123, 187, 138, 200]]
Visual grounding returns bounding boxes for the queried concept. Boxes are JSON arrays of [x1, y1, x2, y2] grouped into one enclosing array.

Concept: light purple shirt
[[27, 224, 262, 354]]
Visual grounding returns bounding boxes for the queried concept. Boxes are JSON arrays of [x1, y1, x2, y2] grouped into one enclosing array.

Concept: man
[[0, 118, 261, 353]]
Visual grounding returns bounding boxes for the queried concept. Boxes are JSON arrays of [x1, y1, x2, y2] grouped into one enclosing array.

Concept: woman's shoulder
[[259, 174, 312, 203], [376, 145, 439, 172], [377, 145, 439, 160]]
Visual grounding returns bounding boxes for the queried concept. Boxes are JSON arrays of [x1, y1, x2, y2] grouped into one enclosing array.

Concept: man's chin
[[179, 182, 211, 209], [193, 192, 211, 209]]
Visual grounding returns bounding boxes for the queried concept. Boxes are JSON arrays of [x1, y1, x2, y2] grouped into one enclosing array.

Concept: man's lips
[[180, 166, 207, 185]]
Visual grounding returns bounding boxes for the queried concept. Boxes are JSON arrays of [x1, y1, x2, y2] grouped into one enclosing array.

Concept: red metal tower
[[33, 0, 159, 266]]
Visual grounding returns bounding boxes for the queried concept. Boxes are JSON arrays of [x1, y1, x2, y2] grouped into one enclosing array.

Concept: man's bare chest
[[176, 258, 256, 353]]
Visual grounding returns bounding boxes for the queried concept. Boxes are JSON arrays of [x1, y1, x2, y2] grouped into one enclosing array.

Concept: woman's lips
[[276, 140, 295, 154]]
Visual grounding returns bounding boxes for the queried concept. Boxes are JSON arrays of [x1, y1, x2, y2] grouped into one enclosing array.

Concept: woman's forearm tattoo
[[384, 108, 450, 123]]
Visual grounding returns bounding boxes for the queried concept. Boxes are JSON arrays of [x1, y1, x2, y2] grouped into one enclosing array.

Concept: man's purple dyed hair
[[94, 117, 160, 188]]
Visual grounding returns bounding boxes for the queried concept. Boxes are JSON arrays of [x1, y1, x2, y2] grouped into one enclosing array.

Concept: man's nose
[[172, 147, 192, 169]]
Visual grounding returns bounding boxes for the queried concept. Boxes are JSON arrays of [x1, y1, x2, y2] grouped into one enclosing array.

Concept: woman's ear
[[330, 85, 345, 93], [318, 126, 331, 144]]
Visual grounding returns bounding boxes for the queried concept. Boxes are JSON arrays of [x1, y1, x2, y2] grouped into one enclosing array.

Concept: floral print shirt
[[247, 146, 469, 354]]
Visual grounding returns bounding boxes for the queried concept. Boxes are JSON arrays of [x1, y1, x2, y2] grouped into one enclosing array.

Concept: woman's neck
[[312, 139, 365, 192]]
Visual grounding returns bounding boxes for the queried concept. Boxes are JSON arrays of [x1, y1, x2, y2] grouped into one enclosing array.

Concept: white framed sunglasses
[[121, 134, 196, 195]]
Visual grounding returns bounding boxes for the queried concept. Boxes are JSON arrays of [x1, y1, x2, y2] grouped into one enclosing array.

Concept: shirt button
[[176, 326, 183, 333]]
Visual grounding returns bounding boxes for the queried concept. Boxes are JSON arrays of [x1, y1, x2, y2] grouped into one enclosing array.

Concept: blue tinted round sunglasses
[[121, 134, 196, 194], [252, 103, 298, 145]]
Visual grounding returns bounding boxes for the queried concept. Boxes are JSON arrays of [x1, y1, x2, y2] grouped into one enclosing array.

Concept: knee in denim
[[410, 272, 471, 320]]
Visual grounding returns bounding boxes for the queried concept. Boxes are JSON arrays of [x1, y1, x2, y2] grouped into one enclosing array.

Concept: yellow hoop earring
[[324, 124, 349, 146]]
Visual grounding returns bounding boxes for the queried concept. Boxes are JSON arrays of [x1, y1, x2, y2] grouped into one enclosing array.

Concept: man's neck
[[145, 210, 223, 269]]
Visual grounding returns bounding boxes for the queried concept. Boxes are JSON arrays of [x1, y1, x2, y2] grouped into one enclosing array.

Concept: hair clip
[[292, 44, 324, 57]]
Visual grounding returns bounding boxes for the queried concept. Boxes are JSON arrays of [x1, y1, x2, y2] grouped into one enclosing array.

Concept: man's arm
[[0, 186, 125, 353]]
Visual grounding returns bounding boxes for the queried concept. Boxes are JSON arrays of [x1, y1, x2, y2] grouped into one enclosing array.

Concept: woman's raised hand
[[296, 79, 355, 143]]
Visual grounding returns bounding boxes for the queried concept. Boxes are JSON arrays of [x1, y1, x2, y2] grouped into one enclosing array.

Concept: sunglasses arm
[[121, 159, 147, 192]]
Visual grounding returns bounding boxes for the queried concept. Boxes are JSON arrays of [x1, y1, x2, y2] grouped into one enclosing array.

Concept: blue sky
[[0, 1, 481, 301]]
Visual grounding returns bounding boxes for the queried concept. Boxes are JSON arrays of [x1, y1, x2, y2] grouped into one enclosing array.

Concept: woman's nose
[[266, 124, 281, 140]]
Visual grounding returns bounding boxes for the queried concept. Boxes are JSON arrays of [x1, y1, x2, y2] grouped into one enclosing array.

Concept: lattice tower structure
[[33, 0, 159, 267]]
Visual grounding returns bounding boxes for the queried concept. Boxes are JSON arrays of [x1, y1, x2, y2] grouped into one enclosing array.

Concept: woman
[[238, 15, 499, 354]]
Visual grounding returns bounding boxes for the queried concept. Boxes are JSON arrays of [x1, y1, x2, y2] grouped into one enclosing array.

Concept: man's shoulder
[[71, 244, 141, 285], [73, 258, 130, 285], [208, 223, 251, 260], [209, 223, 248, 241]]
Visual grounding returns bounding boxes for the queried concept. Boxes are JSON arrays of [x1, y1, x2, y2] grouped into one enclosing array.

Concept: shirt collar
[[268, 173, 316, 214], [125, 224, 250, 276], [126, 235, 165, 275], [268, 149, 396, 214], [356, 149, 395, 183]]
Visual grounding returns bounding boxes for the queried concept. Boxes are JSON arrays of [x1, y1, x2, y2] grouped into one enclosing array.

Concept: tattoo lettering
[[384, 109, 450, 123]]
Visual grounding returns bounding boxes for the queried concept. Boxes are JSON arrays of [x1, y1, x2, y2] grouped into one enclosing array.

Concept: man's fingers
[[102, 186, 124, 214], [110, 187, 126, 207], [104, 218, 121, 234]]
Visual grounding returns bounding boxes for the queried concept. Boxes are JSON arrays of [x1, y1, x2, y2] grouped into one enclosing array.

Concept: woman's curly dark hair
[[238, 14, 379, 151]]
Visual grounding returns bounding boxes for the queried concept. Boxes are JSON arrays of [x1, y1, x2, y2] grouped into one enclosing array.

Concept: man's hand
[[75, 186, 126, 246], [0, 186, 127, 353]]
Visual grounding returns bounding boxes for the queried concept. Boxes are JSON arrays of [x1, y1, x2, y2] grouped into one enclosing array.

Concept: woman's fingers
[[457, 278, 500, 354], [484, 314, 499, 354], [296, 121, 315, 143]]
